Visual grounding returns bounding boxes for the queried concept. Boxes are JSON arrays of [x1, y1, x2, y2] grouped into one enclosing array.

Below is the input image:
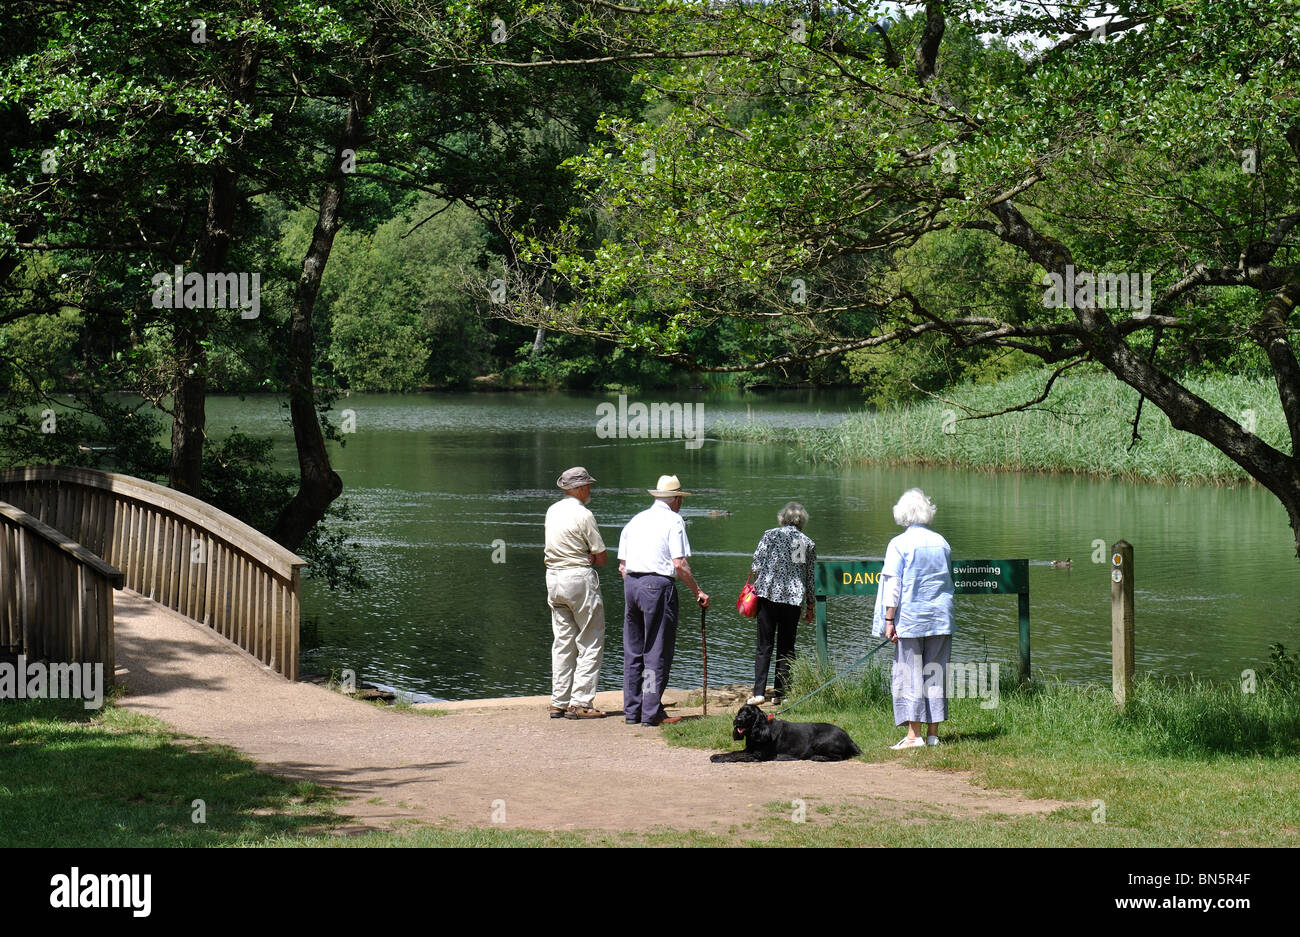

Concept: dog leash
[[772, 638, 893, 717]]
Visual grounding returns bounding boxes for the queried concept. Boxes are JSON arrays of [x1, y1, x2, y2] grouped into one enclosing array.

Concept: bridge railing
[[0, 466, 307, 680], [0, 498, 123, 678]]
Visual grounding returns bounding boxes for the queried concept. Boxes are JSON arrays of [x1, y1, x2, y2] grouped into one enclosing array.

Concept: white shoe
[[926, 735, 941, 746], [746, 695, 765, 706], [890, 736, 926, 750]]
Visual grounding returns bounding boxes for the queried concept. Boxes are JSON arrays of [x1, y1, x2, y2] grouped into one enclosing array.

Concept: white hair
[[777, 501, 808, 529], [892, 488, 936, 527]]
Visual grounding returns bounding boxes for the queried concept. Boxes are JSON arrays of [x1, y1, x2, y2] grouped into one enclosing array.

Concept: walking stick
[[699, 601, 708, 716]]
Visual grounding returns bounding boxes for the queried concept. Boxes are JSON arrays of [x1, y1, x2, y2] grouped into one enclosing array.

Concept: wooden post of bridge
[[1110, 540, 1135, 708]]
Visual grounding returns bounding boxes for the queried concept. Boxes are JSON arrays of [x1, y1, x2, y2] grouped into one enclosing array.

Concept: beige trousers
[[547, 566, 606, 708]]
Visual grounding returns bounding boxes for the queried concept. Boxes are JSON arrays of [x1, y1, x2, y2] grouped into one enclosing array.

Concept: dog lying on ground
[[709, 704, 861, 762]]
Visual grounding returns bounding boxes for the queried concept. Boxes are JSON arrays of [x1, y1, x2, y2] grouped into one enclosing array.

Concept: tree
[[264, 0, 643, 545], [2, 0, 641, 553], [0, 0, 362, 498], [322, 196, 495, 390], [505, 1, 1300, 554]]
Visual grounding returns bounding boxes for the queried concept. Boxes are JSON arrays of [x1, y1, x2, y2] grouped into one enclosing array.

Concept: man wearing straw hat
[[545, 467, 608, 720], [617, 474, 711, 727]]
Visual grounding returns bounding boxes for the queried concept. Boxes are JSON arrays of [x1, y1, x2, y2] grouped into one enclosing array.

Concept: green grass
[[715, 367, 1288, 483], [0, 696, 342, 847], [658, 657, 1300, 846]]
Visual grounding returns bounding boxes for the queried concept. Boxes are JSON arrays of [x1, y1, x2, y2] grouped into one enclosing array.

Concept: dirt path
[[112, 590, 1070, 835]]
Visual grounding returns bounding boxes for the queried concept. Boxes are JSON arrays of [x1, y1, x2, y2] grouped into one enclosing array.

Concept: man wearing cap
[[545, 467, 608, 719], [617, 475, 711, 727]]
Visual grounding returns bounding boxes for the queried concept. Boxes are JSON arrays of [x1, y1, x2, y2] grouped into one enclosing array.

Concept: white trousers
[[547, 567, 606, 708]]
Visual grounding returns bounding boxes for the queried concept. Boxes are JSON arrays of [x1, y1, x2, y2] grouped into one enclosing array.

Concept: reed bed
[[715, 369, 1288, 484]]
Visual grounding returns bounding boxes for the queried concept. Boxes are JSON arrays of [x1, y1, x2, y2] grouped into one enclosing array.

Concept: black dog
[[709, 704, 861, 763]]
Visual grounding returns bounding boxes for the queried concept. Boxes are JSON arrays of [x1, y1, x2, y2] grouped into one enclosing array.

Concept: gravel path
[[112, 590, 1069, 835]]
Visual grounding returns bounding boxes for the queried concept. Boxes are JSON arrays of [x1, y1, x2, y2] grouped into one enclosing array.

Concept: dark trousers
[[754, 596, 800, 699], [623, 573, 678, 724]]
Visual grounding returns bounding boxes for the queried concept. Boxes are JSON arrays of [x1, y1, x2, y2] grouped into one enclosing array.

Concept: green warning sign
[[815, 559, 1028, 596]]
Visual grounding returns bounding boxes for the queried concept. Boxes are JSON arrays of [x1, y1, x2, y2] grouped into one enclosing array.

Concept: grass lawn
[[0, 694, 342, 847]]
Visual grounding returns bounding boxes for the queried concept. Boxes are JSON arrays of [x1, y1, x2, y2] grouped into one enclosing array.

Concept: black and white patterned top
[[750, 525, 817, 607]]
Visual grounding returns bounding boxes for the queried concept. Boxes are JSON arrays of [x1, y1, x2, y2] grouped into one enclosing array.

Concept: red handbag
[[736, 575, 759, 617]]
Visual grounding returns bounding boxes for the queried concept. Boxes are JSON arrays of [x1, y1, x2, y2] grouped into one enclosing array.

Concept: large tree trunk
[[988, 199, 1300, 556], [168, 324, 208, 495], [169, 41, 260, 495], [269, 92, 370, 550]]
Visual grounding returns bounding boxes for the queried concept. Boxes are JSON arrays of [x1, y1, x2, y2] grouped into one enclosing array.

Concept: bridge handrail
[[0, 465, 306, 680], [0, 497, 122, 676], [0, 465, 304, 579], [0, 499, 126, 586]]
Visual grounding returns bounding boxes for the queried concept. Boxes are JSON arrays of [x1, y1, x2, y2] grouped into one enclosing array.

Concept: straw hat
[[647, 474, 692, 498]]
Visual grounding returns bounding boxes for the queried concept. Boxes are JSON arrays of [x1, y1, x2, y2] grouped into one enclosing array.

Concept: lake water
[[204, 391, 1300, 700]]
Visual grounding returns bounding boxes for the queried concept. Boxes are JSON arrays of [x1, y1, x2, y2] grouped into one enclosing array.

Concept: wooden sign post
[[1110, 540, 1135, 708]]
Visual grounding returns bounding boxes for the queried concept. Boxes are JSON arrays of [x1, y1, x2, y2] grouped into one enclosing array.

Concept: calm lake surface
[[204, 391, 1300, 700]]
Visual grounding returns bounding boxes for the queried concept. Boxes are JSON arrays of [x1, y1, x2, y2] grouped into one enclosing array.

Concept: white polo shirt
[[617, 499, 690, 576]]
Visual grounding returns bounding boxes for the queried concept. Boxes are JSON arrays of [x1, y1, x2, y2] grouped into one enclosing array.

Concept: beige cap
[[557, 466, 597, 490], [647, 474, 692, 498]]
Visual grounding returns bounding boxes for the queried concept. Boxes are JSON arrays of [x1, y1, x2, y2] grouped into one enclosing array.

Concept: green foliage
[[296, 499, 369, 593], [844, 229, 1046, 404], [502, 332, 682, 390], [201, 432, 295, 532], [0, 261, 82, 394], [512, 0, 1300, 550], [315, 197, 496, 391], [503, 338, 599, 388], [201, 431, 367, 592], [0, 396, 168, 478], [1261, 643, 1300, 694]]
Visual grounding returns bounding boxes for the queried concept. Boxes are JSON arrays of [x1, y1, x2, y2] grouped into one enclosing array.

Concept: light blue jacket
[[871, 525, 954, 638]]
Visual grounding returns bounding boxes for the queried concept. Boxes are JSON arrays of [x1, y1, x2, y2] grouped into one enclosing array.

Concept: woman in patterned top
[[746, 502, 817, 706]]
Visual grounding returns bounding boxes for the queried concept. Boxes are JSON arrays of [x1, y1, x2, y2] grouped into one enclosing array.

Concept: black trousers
[[754, 596, 800, 698]]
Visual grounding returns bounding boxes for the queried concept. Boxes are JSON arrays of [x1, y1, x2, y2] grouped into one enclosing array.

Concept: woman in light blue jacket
[[872, 488, 955, 750]]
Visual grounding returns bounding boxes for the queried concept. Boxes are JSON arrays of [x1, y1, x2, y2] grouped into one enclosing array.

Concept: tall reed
[[716, 368, 1287, 484]]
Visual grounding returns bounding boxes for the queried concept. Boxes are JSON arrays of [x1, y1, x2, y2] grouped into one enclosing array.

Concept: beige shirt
[[544, 495, 606, 569]]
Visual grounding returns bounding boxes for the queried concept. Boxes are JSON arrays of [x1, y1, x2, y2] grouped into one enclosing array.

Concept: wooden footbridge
[[0, 466, 306, 683]]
